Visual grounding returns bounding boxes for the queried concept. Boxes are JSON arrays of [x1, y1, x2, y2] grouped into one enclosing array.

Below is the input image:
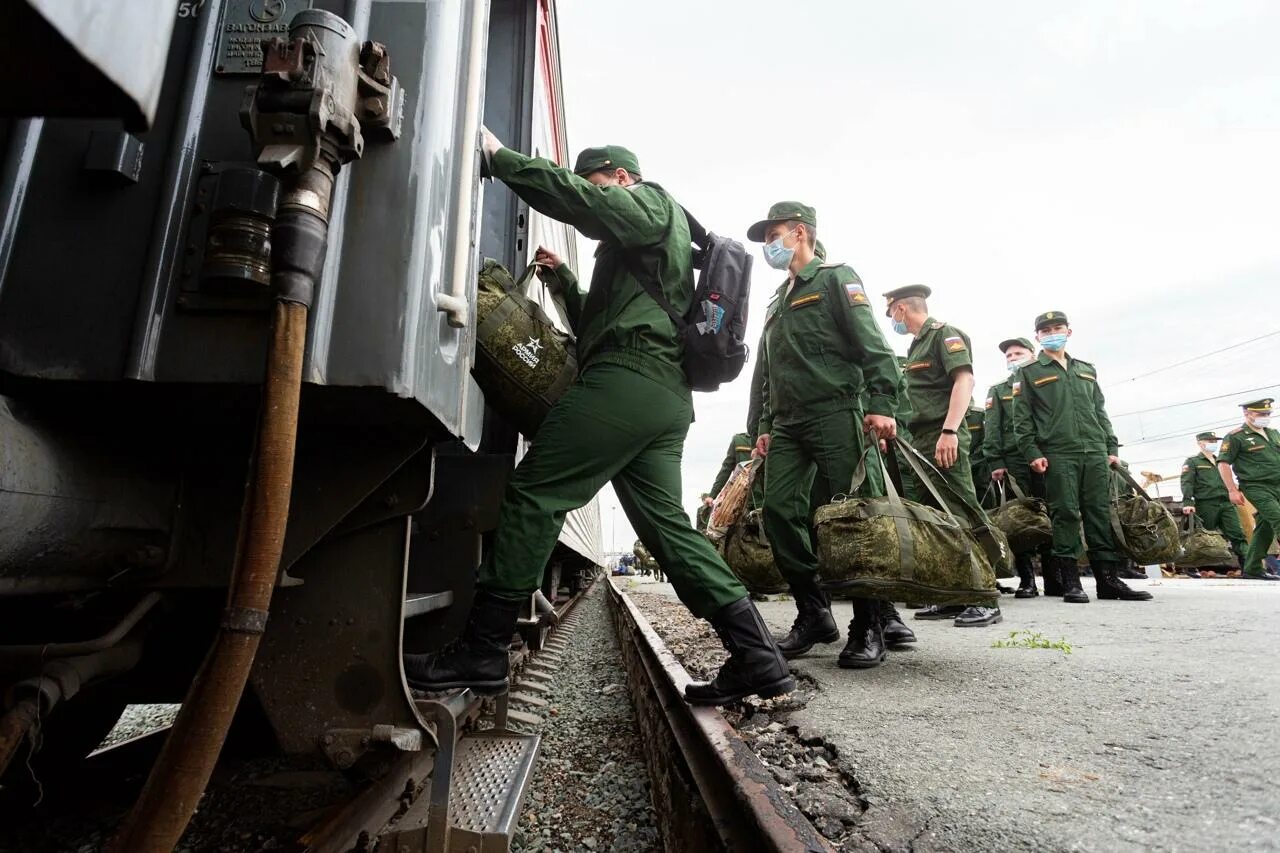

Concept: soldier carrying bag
[[814, 439, 1005, 606], [721, 507, 788, 595], [1176, 512, 1236, 569], [473, 259, 578, 438], [1109, 464, 1182, 564], [988, 477, 1053, 556]]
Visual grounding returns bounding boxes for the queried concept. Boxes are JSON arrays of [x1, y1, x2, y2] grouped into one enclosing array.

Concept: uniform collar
[[1037, 350, 1072, 368], [914, 316, 939, 340], [794, 256, 824, 283]]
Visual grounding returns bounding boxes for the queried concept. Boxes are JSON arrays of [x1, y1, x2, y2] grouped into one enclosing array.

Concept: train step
[[379, 731, 540, 853]]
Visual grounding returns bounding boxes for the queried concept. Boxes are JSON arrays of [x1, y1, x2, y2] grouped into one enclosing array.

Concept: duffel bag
[[722, 508, 787, 595], [988, 477, 1053, 556], [1177, 513, 1236, 568], [814, 440, 1004, 606], [473, 259, 577, 437], [1110, 465, 1182, 564], [706, 458, 756, 542]]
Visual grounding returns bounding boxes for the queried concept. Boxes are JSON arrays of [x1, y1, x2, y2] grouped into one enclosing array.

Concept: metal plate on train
[[215, 0, 312, 75]]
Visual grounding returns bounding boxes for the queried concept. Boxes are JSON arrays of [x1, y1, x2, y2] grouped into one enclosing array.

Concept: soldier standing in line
[[984, 337, 1057, 598], [1011, 311, 1152, 603], [1217, 400, 1280, 581], [748, 202, 903, 669], [967, 404, 992, 507], [883, 285, 1002, 627], [405, 137, 793, 705], [1180, 431, 1249, 571]]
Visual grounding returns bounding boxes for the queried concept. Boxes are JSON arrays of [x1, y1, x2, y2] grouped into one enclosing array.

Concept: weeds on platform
[[991, 630, 1072, 655]]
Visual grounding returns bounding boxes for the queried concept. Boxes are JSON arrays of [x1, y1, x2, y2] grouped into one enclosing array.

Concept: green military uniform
[[478, 144, 744, 618], [966, 405, 991, 507], [982, 338, 1045, 503], [695, 495, 712, 533], [1010, 321, 1121, 563], [892, 295, 981, 514], [1218, 400, 1280, 579], [1180, 433, 1247, 560], [711, 432, 755, 498], [752, 204, 899, 589]]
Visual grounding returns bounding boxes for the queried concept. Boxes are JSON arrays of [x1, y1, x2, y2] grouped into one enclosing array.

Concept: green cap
[[1242, 398, 1274, 413], [999, 337, 1035, 354], [573, 145, 642, 177], [1034, 310, 1069, 331], [1196, 432, 1220, 442], [882, 284, 931, 317], [747, 201, 817, 242]]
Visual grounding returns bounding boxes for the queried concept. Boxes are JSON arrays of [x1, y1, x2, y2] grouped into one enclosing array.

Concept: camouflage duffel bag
[[473, 259, 577, 437], [989, 478, 1053, 555], [1177, 514, 1236, 568], [1110, 466, 1182, 564], [815, 441, 1003, 606], [722, 509, 787, 595]]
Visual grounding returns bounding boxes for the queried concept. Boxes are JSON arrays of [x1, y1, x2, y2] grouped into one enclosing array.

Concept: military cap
[[747, 201, 817, 242], [1196, 432, 1220, 442], [998, 337, 1035, 354], [1242, 398, 1274, 413], [1034, 310, 1069, 331], [882, 284, 931, 316], [573, 145, 642, 177]]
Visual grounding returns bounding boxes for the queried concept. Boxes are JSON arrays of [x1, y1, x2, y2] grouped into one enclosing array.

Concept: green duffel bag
[[814, 440, 1005, 606], [473, 259, 577, 437], [1177, 514, 1236, 568], [722, 508, 787, 595], [1109, 465, 1182, 564], [987, 477, 1053, 556]]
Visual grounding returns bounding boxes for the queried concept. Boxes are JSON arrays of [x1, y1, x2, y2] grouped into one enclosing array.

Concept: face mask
[[1251, 416, 1272, 429], [762, 229, 796, 271], [1203, 442, 1221, 455], [891, 319, 910, 335], [1039, 333, 1068, 352], [1010, 355, 1034, 370]]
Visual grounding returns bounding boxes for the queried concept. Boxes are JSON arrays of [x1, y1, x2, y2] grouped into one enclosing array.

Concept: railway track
[[607, 580, 835, 853]]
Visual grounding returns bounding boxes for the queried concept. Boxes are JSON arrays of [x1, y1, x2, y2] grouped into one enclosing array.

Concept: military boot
[[403, 590, 520, 694], [1014, 553, 1039, 598], [881, 600, 917, 646], [685, 597, 796, 705], [838, 598, 887, 669], [1056, 556, 1090, 604], [1041, 552, 1064, 597], [1095, 560, 1154, 600], [774, 578, 840, 659]]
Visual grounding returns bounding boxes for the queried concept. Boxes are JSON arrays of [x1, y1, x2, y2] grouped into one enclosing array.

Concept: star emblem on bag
[[525, 336, 543, 354]]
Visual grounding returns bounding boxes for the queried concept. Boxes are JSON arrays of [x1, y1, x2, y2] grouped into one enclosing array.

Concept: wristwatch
[[941, 428, 957, 435]]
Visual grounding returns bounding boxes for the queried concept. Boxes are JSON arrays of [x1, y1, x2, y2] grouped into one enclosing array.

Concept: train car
[[0, 0, 598, 844]]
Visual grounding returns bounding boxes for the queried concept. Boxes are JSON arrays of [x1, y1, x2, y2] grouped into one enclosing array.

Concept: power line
[[1121, 418, 1240, 448], [1112, 330, 1280, 384], [1110, 384, 1280, 418]]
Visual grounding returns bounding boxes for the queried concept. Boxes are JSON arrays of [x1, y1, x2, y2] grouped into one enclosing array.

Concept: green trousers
[[1239, 482, 1280, 578], [1194, 498, 1247, 559], [762, 408, 867, 586], [477, 363, 745, 618], [1043, 453, 1120, 562], [907, 424, 982, 516]]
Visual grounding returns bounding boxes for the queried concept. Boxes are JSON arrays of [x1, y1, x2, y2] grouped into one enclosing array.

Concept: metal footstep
[[380, 731, 540, 852]]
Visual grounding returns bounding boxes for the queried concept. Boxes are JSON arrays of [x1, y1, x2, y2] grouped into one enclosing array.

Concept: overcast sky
[[551, 0, 1280, 555]]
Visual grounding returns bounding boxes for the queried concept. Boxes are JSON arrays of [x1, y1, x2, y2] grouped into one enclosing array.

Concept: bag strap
[[523, 262, 576, 337], [1110, 462, 1153, 501], [893, 439, 968, 527], [1006, 476, 1028, 500]]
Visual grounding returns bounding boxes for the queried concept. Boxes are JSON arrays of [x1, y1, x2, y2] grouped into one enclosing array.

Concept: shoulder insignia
[[1078, 372, 1097, 381], [930, 321, 945, 330], [1011, 381, 1022, 396], [943, 335, 967, 353], [818, 261, 844, 269], [1181, 464, 1190, 472]]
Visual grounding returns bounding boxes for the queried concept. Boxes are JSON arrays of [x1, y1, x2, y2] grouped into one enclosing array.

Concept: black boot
[[1056, 556, 1090, 604], [1095, 560, 1154, 600], [1041, 551, 1064, 597], [1117, 562, 1146, 579], [774, 579, 840, 659], [881, 601, 917, 646], [685, 598, 796, 705], [1014, 553, 1039, 598], [913, 604, 966, 620], [838, 598, 887, 669], [403, 590, 520, 694]]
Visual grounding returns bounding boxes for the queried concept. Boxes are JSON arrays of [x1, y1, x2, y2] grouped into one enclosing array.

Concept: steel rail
[[608, 580, 834, 853]]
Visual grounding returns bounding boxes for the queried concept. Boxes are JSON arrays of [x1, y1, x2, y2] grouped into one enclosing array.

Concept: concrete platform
[[639, 576, 1280, 852]]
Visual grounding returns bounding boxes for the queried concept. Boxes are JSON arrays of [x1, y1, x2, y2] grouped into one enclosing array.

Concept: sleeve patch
[[984, 397, 994, 409], [1181, 465, 1190, 472], [1011, 381, 1022, 396], [945, 336, 967, 353], [844, 282, 868, 305]]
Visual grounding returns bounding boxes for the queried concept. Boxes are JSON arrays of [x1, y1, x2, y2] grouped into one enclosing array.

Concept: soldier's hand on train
[[992, 468, 1007, 481], [935, 432, 958, 468], [1228, 488, 1245, 507], [1030, 457, 1049, 474], [534, 246, 563, 269], [480, 125, 504, 157], [1182, 506, 1196, 515], [755, 433, 771, 457], [1107, 454, 1121, 467], [863, 414, 896, 441]]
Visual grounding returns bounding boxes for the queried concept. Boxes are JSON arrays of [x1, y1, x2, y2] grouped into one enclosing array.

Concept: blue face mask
[[762, 229, 796, 271], [892, 319, 910, 335], [1039, 333, 1068, 352]]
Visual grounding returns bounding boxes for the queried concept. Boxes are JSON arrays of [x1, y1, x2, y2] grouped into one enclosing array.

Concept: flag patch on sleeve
[[944, 335, 966, 352], [985, 396, 994, 409], [845, 282, 868, 305]]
